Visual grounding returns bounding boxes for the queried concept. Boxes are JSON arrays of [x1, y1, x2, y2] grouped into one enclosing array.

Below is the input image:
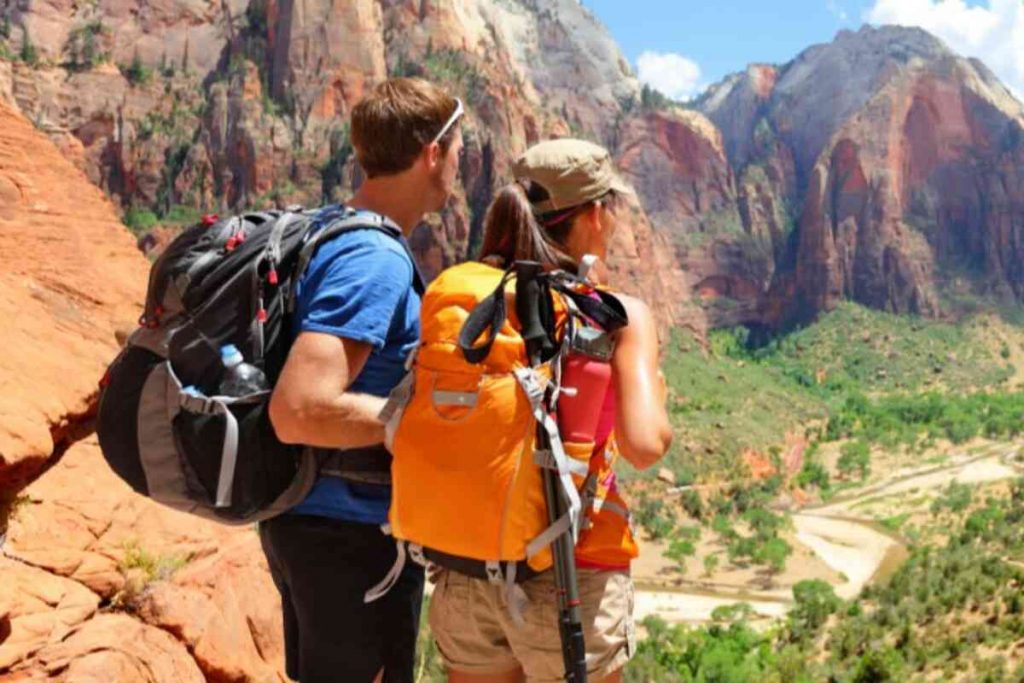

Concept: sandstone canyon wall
[[4, 6, 1021, 332], [0, 0, 706, 338], [0, 99, 288, 682]]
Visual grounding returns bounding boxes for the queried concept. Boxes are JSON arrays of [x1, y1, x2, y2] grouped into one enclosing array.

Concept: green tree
[[665, 538, 696, 571], [20, 27, 38, 65], [743, 508, 786, 540], [850, 646, 905, 682], [123, 206, 159, 235], [1, 16, 11, 40], [788, 579, 841, 642], [712, 514, 738, 541], [796, 459, 831, 493], [932, 481, 973, 514], [124, 52, 152, 86], [756, 537, 792, 574], [727, 536, 758, 567], [635, 496, 676, 541], [711, 602, 755, 623], [703, 553, 720, 578], [838, 440, 871, 480]]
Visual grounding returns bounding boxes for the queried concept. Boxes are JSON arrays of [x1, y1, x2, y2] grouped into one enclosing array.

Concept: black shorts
[[259, 514, 425, 683]]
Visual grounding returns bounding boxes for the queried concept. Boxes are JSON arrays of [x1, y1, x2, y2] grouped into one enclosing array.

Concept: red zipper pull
[[256, 292, 268, 323], [201, 213, 219, 227], [268, 268, 279, 285]]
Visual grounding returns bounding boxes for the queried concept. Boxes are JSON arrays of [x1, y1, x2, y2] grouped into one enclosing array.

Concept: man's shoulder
[[313, 215, 409, 261]]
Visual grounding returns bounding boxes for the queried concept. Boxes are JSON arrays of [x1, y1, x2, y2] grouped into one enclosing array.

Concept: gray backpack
[[97, 206, 418, 524]]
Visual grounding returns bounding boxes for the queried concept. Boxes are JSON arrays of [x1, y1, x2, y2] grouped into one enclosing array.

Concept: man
[[261, 77, 464, 683]]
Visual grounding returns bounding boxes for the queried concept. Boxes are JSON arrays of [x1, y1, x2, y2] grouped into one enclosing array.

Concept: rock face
[[1, 438, 287, 681], [29, 614, 206, 682], [0, 99, 147, 495], [3, 11, 1024, 330], [698, 25, 1024, 329], [617, 106, 772, 328], [0, 100, 286, 682], [0, 0, 702, 334]]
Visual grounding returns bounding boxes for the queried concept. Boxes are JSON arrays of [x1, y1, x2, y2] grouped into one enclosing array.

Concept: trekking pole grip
[[514, 261, 547, 365]]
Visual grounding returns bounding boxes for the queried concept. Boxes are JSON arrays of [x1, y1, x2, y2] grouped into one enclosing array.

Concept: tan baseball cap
[[512, 139, 635, 214]]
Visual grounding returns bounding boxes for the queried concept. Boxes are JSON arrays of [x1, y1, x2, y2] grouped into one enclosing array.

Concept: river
[[633, 449, 1019, 626]]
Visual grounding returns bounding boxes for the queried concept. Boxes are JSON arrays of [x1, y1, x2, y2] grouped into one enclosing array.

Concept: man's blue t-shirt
[[288, 209, 420, 524]]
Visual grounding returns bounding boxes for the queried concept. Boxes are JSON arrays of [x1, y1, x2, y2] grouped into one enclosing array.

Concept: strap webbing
[[525, 512, 574, 559], [365, 539, 408, 603], [290, 208, 426, 313], [458, 269, 514, 364], [515, 367, 583, 550], [534, 449, 590, 478], [211, 400, 239, 508]]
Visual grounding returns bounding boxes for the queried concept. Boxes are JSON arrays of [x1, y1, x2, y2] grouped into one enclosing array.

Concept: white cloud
[[866, 0, 1024, 101], [636, 51, 703, 101]]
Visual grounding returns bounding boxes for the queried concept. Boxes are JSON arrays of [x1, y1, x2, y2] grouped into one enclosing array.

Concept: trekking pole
[[514, 262, 588, 683]]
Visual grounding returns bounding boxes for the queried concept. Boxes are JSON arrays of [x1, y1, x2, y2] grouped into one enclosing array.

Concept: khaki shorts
[[428, 568, 636, 682]]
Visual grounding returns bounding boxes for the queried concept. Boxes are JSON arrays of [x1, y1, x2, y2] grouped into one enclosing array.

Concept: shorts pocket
[[429, 570, 469, 633]]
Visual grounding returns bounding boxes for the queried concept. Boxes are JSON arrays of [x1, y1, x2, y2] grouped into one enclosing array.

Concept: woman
[[428, 139, 673, 683]]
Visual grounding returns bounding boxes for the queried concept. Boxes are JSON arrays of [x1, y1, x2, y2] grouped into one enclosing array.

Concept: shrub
[[19, 27, 38, 65], [123, 206, 159, 234], [838, 440, 871, 480], [634, 495, 676, 541], [65, 20, 108, 70], [755, 537, 792, 574], [711, 602, 755, 623], [123, 53, 153, 86], [665, 538, 697, 570], [932, 481, 973, 515], [788, 579, 841, 642]]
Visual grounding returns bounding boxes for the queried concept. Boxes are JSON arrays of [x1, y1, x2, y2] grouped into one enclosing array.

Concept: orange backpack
[[367, 261, 629, 599]]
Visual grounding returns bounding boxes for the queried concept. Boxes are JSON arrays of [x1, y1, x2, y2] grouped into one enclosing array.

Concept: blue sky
[[584, 0, 1024, 101]]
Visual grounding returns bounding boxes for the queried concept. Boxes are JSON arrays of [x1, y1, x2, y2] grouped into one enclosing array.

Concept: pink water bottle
[[558, 327, 614, 443]]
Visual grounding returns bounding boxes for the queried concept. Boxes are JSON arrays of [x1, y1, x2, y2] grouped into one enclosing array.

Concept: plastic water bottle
[[219, 344, 269, 396]]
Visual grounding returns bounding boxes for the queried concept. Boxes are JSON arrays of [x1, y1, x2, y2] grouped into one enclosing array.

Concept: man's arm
[[269, 331, 387, 449]]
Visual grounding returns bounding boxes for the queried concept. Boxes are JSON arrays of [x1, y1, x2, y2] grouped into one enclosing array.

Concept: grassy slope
[[645, 303, 1022, 484]]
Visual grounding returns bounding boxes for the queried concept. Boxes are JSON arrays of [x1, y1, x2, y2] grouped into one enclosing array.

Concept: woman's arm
[[610, 295, 673, 469]]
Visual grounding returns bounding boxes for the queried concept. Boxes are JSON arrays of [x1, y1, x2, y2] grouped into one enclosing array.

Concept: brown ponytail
[[479, 183, 577, 272]]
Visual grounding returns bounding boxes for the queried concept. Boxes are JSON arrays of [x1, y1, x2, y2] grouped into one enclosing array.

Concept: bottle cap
[[220, 344, 243, 364]]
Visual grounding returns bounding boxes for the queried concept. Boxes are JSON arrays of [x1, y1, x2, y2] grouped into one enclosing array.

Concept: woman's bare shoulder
[[614, 293, 655, 328]]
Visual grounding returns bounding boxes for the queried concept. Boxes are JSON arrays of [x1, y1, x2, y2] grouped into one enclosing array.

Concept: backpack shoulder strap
[[292, 209, 426, 309]]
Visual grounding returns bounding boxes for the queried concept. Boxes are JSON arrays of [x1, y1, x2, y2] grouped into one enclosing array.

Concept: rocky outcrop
[[0, 0, 701, 334], [699, 25, 1024, 329], [0, 557, 101, 670], [4, 8, 1024, 333], [0, 99, 147, 495], [0, 100, 286, 682], [25, 614, 206, 682], [1, 438, 286, 680], [617, 106, 770, 327], [269, 0, 386, 121]]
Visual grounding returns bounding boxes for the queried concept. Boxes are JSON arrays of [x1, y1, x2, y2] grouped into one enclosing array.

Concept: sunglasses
[[430, 98, 464, 146]]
